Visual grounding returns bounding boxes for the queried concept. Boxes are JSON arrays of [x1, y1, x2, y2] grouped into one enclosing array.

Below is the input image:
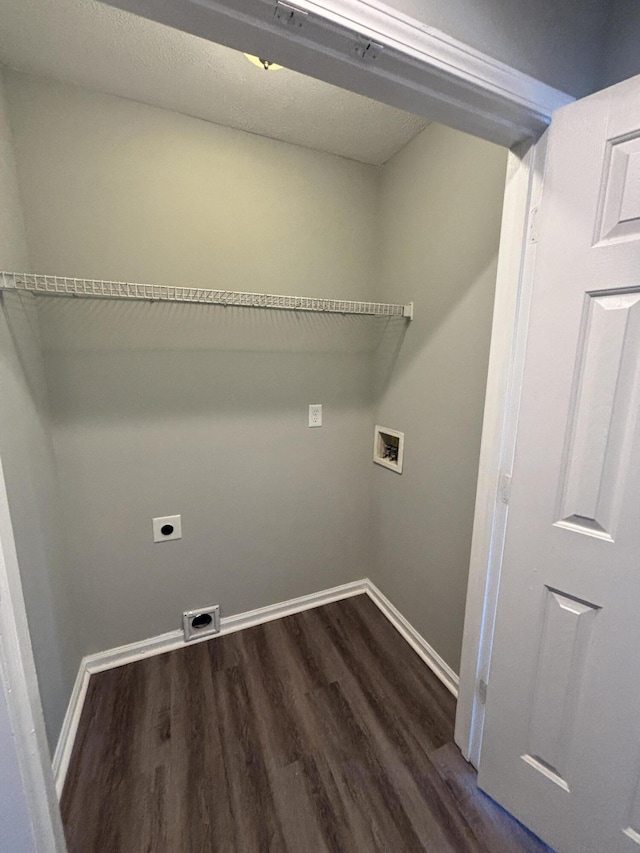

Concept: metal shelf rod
[[0, 272, 413, 319]]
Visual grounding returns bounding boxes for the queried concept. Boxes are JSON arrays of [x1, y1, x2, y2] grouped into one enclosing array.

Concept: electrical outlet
[[309, 404, 322, 427], [152, 515, 182, 542]]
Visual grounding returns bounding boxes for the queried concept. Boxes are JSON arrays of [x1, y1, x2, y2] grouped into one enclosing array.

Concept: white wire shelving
[[0, 272, 413, 319]]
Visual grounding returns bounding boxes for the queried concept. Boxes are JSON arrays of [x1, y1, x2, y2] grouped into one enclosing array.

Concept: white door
[[478, 74, 640, 853]]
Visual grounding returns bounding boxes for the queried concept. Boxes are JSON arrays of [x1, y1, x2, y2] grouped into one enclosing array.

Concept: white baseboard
[[364, 580, 459, 698], [51, 663, 91, 798], [53, 577, 458, 796], [84, 579, 368, 675], [52, 579, 367, 795]]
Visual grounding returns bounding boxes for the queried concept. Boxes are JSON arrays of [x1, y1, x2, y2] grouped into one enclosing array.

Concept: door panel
[[596, 133, 640, 244], [523, 588, 599, 794], [479, 75, 640, 853], [558, 289, 640, 540]]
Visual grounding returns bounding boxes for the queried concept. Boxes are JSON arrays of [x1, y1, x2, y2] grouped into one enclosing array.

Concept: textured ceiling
[[0, 0, 428, 166]]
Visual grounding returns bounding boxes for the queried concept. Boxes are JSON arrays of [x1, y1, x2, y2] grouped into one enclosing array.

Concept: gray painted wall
[[0, 70, 40, 853], [0, 74, 29, 270], [3, 71, 506, 725], [0, 293, 80, 748], [4, 72, 378, 300], [372, 123, 507, 672], [5, 72, 380, 656], [0, 681, 35, 853], [379, 0, 608, 97], [601, 0, 640, 89], [0, 71, 79, 751]]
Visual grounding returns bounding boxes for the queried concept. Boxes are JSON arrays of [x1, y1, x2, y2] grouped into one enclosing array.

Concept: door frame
[[0, 0, 572, 845], [108, 0, 572, 148], [0, 455, 67, 852], [454, 130, 549, 765]]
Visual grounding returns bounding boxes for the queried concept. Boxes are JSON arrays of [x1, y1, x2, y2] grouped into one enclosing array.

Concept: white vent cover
[[183, 604, 220, 642]]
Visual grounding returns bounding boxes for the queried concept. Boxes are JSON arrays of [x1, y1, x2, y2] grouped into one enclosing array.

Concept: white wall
[[379, 0, 608, 97], [372, 123, 507, 672], [0, 69, 39, 853], [4, 71, 380, 655], [601, 0, 640, 89]]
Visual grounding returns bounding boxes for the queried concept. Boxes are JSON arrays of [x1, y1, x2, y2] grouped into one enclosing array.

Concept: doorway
[[0, 0, 561, 850]]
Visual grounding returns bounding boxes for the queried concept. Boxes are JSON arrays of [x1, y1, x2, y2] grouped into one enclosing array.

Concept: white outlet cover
[[152, 514, 182, 542], [309, 403, 322, 427]]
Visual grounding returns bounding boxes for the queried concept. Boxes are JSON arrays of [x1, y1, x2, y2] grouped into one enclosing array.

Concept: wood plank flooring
[[61, 594, 553, 852]]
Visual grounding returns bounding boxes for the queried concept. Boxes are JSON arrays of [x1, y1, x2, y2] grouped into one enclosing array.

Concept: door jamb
[[105, 0, 572, 148], [455, 131, 549, 766], [0, 456, 67, 852], [0, 0, 569, 843]]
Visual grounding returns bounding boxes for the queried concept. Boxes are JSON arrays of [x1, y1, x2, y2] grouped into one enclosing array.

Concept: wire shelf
[[0, 272, 413, 319]]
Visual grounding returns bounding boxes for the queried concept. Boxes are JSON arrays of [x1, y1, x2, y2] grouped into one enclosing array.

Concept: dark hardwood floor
[[61, 594, 552, 852]]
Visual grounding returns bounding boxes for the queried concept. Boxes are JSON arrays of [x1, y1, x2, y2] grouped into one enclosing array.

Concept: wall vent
[[183, 604, 220, 642]]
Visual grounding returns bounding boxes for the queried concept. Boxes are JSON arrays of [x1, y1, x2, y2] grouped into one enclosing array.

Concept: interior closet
[[0, 11, 507, 794]]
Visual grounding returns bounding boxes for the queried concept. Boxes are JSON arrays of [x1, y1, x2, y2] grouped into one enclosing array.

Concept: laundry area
[[1, 1, 638, 852]]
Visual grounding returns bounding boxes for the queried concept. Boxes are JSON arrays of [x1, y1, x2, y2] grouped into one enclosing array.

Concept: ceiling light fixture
[[245, 54, 283, 71]]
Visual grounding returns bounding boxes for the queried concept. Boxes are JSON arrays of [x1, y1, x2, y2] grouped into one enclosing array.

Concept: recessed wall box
[[183, 604, 220, 642], [152, 515, 182, 542], [373, 425, 404, 474]]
